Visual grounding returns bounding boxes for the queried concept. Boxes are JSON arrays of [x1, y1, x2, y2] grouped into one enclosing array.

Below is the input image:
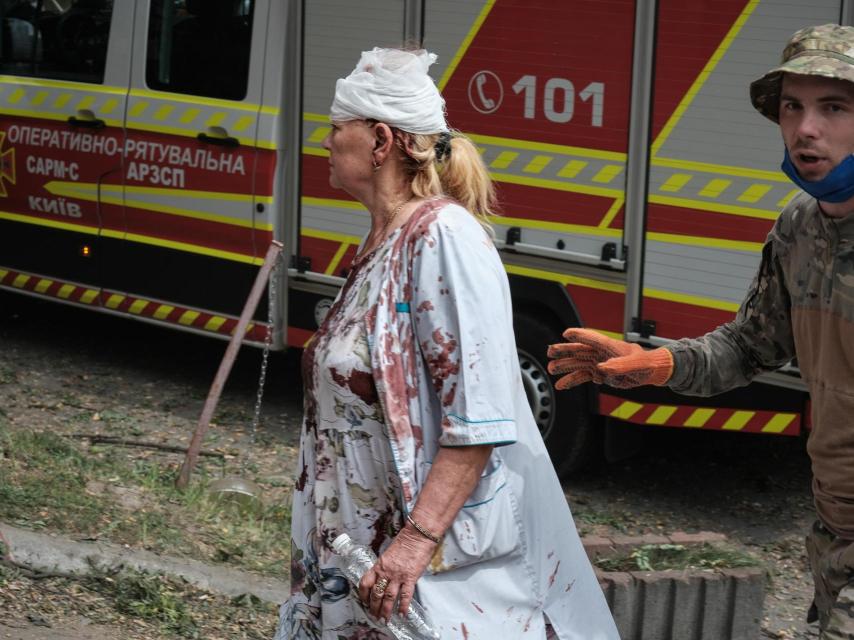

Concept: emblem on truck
[[468, 71, 503, 115], [0, 132, 15, 198]]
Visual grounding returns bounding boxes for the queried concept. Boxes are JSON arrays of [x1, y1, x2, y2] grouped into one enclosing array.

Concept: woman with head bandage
[[274, 48, 618, 640]]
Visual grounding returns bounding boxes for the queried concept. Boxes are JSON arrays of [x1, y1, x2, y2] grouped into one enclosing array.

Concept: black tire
[[514, 313, 601, 478]]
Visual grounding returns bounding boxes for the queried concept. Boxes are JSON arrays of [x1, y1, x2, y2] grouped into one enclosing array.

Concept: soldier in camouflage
[[548, 24, 854, 639]]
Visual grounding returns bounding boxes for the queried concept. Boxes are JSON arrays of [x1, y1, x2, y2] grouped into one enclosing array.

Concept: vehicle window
[[146, 0, 254, 101], [0, 0, 113, 83]]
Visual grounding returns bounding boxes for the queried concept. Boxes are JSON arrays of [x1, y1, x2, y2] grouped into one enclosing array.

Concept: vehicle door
[[115, 0, 265, 320], [639, 0, 843, 342], [298, 0, 407, 279], [0, 0, 131, 300], [429, 0, 634, 275]]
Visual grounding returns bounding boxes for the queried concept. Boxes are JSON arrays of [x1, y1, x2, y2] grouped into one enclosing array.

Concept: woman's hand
[[358, 526, 436, 624], [356, 445, 491, 624]]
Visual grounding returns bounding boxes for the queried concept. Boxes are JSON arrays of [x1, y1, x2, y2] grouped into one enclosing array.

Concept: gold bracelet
[[406, 514, 442, 544]]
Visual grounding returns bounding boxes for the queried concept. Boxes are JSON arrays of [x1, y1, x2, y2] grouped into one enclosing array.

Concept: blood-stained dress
[[274, 218, 403, 639], [275, 198, 618, 640]]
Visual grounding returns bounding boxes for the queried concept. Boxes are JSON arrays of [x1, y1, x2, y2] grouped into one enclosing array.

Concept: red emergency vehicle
[[1, 0, 841, 475]]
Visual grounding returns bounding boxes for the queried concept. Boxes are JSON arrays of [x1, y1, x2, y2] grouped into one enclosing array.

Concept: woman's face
[[322, 120, 375, 192]]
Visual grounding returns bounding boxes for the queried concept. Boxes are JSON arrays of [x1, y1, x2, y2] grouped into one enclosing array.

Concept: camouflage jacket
[[667, 192, 854, 538]]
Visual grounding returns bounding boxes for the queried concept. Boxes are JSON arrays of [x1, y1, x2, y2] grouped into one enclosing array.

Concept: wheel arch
[[508, 273, 584, 330], [508, 273, 599, 411], [508, 273, 604, 476]]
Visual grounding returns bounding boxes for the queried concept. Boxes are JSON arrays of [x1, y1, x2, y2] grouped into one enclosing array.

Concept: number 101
[[511, 75, 604, 126]]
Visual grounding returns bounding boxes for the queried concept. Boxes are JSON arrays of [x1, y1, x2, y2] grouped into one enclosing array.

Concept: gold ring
[[372, 577, 389, 598]]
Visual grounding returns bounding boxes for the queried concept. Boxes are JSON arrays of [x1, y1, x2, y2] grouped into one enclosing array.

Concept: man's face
[[779, 74, 854, 181]]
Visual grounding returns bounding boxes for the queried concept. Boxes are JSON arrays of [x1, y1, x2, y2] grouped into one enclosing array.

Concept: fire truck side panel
[[438, 0, 635, 270], [0, 0, 282, 344], [292, 0, 639, 370], [0, 1, 132, 292], [296, 0, 406, 276], [117, 0, 268, 317], [640, 0, 842, 341]]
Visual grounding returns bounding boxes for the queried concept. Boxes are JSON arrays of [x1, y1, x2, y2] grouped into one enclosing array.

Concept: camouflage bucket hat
[[750, 24, 854, 122]]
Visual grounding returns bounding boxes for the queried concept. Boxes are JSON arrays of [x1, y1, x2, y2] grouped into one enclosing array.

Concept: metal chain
[[247, 252, 282, 454]]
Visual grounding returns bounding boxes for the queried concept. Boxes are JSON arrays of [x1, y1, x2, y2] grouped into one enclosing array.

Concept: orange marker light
[[80, 245, 91, 257]]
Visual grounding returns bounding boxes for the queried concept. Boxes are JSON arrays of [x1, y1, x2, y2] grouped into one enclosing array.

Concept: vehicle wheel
[[514, 313, 601, 478]]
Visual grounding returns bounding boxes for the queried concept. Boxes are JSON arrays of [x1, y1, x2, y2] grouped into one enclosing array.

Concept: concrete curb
[[1, 522, 764, 638], [583, 532, 765, 640], [0, 522, 289, 605], [581, 530, 728, 561]]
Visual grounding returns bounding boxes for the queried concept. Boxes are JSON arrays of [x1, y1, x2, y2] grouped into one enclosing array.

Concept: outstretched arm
[[549, 238, 796, 396]]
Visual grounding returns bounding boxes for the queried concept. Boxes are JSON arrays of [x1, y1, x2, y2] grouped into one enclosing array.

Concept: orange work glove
[[547, 328, 674, 390]]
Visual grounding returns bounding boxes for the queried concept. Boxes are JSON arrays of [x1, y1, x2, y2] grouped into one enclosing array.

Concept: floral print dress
[[274, 233, 403, 640]]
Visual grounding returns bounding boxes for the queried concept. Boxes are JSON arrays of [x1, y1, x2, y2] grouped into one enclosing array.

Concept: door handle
[[67, 115, 105, 129], [197, 131, 240, 148]]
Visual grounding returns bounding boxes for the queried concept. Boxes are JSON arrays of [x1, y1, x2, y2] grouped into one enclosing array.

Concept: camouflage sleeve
[[665, 236, 796, 397]]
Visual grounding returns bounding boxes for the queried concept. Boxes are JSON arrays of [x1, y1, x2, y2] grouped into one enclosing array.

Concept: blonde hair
[[396, 130, 497, 234]]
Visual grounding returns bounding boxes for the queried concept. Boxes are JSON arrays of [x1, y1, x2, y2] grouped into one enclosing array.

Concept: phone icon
[[468, 71, 503, 114], [476, 74, 496, 110]]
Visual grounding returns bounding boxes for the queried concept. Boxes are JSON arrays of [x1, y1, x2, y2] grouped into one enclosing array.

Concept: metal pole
[[404, 0, 425, 46], [176, 240, 284, 490], [622, 0, 657, 338], [278, 0, 305, 348]]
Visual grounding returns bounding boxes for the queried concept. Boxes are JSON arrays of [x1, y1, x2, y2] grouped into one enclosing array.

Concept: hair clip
[[434, 132, 452, 162]]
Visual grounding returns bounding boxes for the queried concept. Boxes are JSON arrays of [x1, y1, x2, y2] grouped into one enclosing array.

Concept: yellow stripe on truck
[[684, 408, 715, 428], [610, 401, 643, 421], [721, 410, 754, 431], [762, 413, 797, 434], [646, 406, 678, 425]]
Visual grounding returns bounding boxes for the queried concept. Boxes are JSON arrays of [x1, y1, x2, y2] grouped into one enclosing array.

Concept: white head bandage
[[330, 47, 449, 134]]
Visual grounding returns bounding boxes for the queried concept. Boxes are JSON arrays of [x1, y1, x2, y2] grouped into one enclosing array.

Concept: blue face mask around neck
[[781, 148, 854, 203]]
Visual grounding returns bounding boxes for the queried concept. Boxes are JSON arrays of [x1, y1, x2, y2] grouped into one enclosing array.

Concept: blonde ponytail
[[401, 130, 497, 234]]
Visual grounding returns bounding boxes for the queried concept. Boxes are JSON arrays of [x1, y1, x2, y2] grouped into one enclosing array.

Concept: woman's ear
[[372, 123, 394, 163]]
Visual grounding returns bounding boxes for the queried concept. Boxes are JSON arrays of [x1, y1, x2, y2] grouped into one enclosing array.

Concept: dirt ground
[[0, 290, 819, 639], [0, 616, 123, 640]]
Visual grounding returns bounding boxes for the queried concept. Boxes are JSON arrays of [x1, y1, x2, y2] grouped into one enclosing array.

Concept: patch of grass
[[116, 461, 292, 573], [0, 541, 9, 586], [575, 508, 630, 533], [0, 428, 116, 532], [109, 461, 291, 572], [1, 426, 292, 578], [193, 499, 291, 573], [595, 543, 762, 573], [84, 569, 198, 637], [0, 566, 279, 639], [0, 364, 16, 385]]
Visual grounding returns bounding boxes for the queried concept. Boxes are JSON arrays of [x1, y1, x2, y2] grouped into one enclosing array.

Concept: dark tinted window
[[0, 0, 113, 83], [146, 0, 254, 101]]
